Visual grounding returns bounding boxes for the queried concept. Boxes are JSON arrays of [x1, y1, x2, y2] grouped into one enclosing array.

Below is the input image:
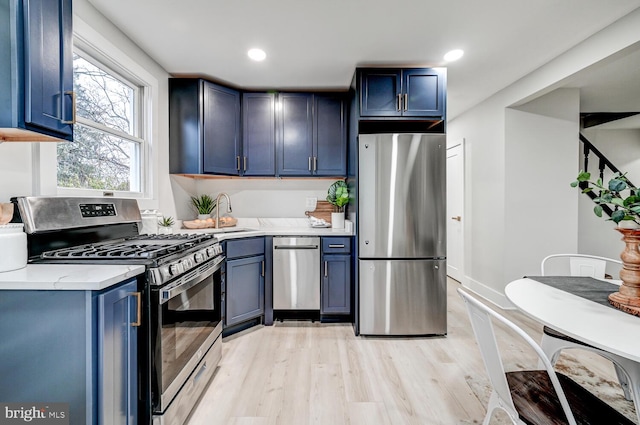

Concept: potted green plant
[[157, 216, 175, 234], [326, 180, 349, 229], [572, 171, 640, 226], [191, 194, 216, 219], [572, 170, 640, 315]]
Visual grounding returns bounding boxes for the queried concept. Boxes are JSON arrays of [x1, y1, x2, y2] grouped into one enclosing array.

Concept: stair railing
[[579, 133, 635, 218]]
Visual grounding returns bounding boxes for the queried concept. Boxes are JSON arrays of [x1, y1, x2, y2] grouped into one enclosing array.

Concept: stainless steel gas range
[[13, 196, 224, 425]]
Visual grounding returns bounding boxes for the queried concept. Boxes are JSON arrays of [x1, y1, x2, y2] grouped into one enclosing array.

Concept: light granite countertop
[[0, 264, 145, 291]]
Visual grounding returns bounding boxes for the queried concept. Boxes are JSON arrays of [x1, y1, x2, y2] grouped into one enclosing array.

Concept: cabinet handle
[[243, 156, 247, 171], [61, 90, 76, 124], [261, 260, 265, 277], [308, 157, 312, 171], [236, 156, 241, 171], [324, 261, 328, 277], [328, 244, 345, 248], [397, 94, 402, 112], [130, 291, 142, 327], [404, 93, 408, 111], [313, 156, 317, 171]]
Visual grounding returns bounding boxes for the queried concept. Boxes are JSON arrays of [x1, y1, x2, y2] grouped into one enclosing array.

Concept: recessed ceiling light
[[443, 49, 464, 62], [248, 48, 266, 62]]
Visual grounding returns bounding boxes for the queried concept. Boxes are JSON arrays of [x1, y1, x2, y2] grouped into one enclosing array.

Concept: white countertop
[[0, 264, 145, 291], [179, 217, 354, 240]]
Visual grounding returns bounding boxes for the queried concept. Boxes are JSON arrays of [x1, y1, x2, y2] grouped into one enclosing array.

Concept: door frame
[[446, 138, 465, 282]]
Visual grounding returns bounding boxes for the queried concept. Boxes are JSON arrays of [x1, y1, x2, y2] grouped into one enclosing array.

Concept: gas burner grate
[[42, 242, 181, 259]]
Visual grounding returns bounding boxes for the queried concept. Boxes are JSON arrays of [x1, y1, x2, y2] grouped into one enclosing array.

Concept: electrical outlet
[[305, 197, 317, 210]]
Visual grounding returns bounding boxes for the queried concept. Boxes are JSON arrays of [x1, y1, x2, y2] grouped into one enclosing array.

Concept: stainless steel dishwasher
[[273, 237, 320, 309]]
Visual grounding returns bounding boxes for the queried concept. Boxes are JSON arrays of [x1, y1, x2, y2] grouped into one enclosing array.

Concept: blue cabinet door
[[314, 94, 347, 177], [226, 255, 265, 326], [203, 81, 241, 175], [403, 68, 446, 117], [359, 69, 402, 117], [23, 0, 73, 139], [358, 68, 446, 119], [98, 279, 138, 425], [321, 254, 351, 314], [242, 92, 276, 176], [277, 93, 314, 176]]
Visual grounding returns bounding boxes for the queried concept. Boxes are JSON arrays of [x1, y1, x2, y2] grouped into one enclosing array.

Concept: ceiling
[[87, 0, 640, 120]]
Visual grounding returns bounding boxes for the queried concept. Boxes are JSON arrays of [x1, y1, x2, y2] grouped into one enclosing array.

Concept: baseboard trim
[[459, 277, 515, 310]]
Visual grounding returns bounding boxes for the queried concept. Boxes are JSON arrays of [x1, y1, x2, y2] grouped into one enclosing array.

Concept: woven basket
[[305, 201, 335, 223]]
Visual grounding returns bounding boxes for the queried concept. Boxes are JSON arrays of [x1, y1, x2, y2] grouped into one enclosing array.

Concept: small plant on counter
[[158, 216, 175, 227], [190, 194, 216, 215], [326, 180, 350, 212]]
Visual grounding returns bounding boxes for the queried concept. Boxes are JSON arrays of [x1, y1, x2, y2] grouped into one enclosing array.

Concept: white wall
[[448, 8, 640, 306], [504, 89, 580, 283]]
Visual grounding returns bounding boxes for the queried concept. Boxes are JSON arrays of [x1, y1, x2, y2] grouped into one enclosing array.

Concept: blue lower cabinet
[[224, 238, 266, 330], [98, 279, 138, 425], [321, 254, 351, 315], [226, 255, 265, 327], [0, 278, 139, 425]]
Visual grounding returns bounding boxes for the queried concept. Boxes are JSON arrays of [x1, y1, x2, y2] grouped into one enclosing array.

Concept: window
[[57, 50, 146, 194]]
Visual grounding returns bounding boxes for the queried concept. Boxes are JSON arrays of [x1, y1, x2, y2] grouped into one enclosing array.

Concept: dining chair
[[457, 288, 635, 425], [539, 253, 634, 401]]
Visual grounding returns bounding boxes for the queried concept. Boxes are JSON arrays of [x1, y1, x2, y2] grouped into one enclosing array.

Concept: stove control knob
[[194, 252, 205, 263], [206, 247, 215, 257], [169, 263, 183, 276]]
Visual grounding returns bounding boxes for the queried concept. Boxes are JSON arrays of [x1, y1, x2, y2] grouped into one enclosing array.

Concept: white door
[[446, 143, 464, 281]]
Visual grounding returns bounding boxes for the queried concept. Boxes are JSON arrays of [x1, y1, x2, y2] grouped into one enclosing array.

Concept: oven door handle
[[161, 256, 224, 304]]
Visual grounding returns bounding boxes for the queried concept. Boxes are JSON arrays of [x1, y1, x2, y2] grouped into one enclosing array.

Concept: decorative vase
[[608, 228, 640, 316], [197, 214, 210, 220], [331, 212, 345, 229]]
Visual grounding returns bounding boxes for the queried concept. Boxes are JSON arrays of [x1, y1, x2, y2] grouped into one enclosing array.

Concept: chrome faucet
[[215, 193, 232, 228]]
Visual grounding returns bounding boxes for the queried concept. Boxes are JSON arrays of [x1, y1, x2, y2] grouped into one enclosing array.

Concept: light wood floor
[[186, 279, 636, 425]]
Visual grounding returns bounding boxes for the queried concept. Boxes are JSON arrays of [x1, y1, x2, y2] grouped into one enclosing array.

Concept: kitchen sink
[[208, 227, 250, 234]]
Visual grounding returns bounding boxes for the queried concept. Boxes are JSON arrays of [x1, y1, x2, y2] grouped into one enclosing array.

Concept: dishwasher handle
[[274, 245, 318, 250]]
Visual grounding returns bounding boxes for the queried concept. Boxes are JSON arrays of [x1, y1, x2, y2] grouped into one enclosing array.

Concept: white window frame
[[55, 16, 158, 201]]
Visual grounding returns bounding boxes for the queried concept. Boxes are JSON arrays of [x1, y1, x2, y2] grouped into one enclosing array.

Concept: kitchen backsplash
[[170, 175, 334, 220]]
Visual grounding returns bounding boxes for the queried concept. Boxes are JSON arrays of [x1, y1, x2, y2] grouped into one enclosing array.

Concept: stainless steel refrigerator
[[358, 133, 447, 336]]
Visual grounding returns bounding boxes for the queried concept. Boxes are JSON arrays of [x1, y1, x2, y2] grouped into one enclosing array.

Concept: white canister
[[0, 224, 27, 272]]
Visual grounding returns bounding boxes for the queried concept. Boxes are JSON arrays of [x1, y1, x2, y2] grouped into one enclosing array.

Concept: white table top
[[505, 277, 640, 363]]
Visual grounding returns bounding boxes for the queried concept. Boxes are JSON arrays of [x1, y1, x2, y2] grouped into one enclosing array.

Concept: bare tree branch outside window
[[57, 53, 142, 192]]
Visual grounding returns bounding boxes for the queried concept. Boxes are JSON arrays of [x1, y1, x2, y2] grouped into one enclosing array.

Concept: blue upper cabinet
[[359, 68, 446, 119], [169, 79, 241, 175], [277, 93, 347, 177], [359, 69, 402, 117], [314, 94, 347, 176], [277, 93, 314, 176], [203, 81, 241, 175], [0, 0, 73, 142], [242, 92, 276, 176]]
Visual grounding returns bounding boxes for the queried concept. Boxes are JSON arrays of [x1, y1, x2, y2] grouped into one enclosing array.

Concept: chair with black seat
[[458, 288, 634, 425], [539, 253, 634, 401]]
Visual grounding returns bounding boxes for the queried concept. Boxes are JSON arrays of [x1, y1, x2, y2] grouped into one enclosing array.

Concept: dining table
[[505, 276, 640, 423]]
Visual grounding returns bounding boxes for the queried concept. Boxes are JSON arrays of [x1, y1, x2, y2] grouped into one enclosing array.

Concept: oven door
[[150, 255, 223, 413]]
